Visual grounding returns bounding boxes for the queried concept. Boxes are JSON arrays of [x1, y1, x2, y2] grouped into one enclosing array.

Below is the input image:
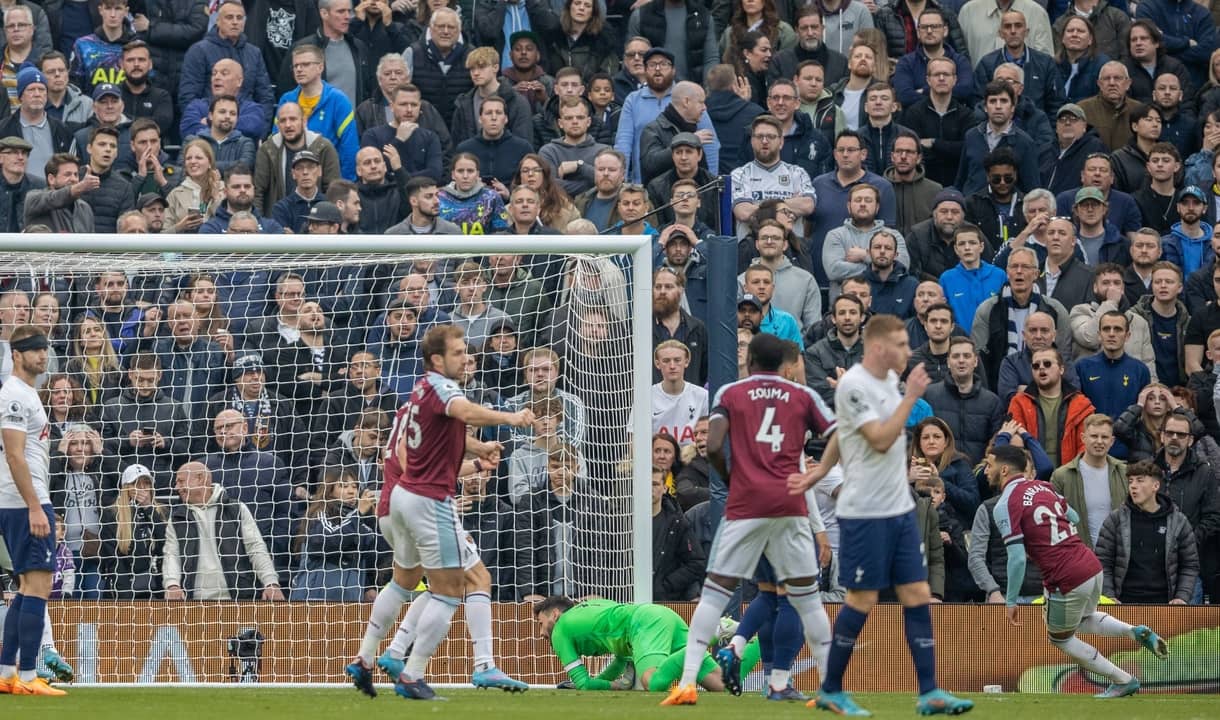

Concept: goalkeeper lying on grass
[[533, 596, 759, 692]]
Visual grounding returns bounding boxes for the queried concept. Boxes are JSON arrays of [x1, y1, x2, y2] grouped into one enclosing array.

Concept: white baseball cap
[[120, 463, 154, 486]]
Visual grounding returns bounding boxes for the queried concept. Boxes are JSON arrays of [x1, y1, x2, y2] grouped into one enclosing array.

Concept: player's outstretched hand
[[787, 464, 824, 494], [509, 409, 536, 428], [905, 363, 930, 398], [1005, 605, 1021, 626]]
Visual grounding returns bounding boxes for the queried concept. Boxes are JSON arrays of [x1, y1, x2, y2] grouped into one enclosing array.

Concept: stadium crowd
[[0, 0, 1217, 607]]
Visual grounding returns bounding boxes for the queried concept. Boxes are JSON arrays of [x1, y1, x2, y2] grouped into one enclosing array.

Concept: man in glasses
[[964, 146, 1027, 253], [1007, 347, 1095, 466], [1042, 104, 1107, 196], [1153, 410, 1220, 603], [731, 115, 815, 238], [748, 78, 829, 181], [956, 81, 1042, 195], [625, 0, 717, 84], [884, 130, 941, 238], [892, 7, 974, 107], [646, 135, 716, 228], [613, 37, 652, 104]]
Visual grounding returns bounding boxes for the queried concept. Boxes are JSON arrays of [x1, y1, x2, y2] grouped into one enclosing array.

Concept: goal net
[[0, 233, 653, 685]]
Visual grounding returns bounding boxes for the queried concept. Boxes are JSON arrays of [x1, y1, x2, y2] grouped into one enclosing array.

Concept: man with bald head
[[972, 246, 1074, 391], [179, 59, 271, 140], [253, 101, 342, 215], [996, 311, 1082, 403], [178, 0, 275, 113], [162, 460, 285, 601], [1079, 61, 1145, 151], [638, 80, 719, 185]]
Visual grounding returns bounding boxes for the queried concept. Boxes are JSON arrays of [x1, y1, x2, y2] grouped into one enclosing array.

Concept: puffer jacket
[[875, 0, 970, 60], [78, 166, 134, 234], [1007, 384, 1095, 466], [652, 493, 705, 601], [1096, 492, 1200, 603], [804, 326, 864, 405], [144, 0, 208, 95], [923, 379, 1005, 464], [99, 501, 167, 600], [1115, 404, 1207, 463], [178, 26, 276, 111]]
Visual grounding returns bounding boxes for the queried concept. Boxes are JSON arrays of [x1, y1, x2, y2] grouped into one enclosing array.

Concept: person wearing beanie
[[0, 66, 76, 179], [907, 188, 967, 282]]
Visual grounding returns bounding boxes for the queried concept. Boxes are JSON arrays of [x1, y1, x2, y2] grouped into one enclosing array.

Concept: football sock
[[679, 580, 735, 687], [388, 591, 431, 660], [40, 605, 54, 650], [0, 593, 22, 670], [1052, 635, 1133, 684], [1078, 612, 1134, 638], [903, 604, 937, 695], [735, 591, 776, 656], [785, 583, 830, 681], [821, 603, 868, 693], [358, 581, 410, 664], [18, 596, 46, 674], [771, 595, 806, 673], [464, 591, 494, 672], [741, 638, 761, 675], [648, 650, 686, 691], [403, 592, 460, 680], [770, 669, 791, 692]]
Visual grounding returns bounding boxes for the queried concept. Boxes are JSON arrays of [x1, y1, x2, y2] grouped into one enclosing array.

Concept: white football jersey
[[0, 375, 50, 509], [651, 382, 708, 446], [834, 365, 915, 520], [730, 160, 816, 237]]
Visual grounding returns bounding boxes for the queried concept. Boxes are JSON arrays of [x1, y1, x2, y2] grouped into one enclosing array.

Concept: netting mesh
[[0, 245, 640, 683]]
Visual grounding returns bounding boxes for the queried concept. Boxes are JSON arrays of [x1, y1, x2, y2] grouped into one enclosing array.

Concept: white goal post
[[0, 232, 654, 685]]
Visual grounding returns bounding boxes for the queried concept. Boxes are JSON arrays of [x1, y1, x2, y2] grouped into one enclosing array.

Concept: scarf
[[662, 103, 697, 133], [1003, 284, 1042, 356], [228, 387, 274, 449]]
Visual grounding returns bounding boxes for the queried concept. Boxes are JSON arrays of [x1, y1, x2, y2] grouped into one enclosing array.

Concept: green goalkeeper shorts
[[629, 605, 689, 672]]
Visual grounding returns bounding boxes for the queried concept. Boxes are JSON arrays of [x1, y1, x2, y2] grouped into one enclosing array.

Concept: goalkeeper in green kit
[[534, 596, 760, 692]]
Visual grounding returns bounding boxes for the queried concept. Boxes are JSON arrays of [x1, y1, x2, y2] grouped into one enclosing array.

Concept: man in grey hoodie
[[823, 183, 909, 298], [539, 96, 608, 197]]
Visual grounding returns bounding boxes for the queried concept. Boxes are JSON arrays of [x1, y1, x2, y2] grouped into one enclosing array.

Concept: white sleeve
[[804, 488, 825, 534], [239, 502, 280, 588]]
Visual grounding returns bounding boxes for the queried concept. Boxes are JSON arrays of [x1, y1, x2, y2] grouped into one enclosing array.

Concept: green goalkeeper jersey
[[549, 599, 641, 689]]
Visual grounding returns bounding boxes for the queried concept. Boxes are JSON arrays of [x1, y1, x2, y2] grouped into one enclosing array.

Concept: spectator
[[1007, 346, 1096, 465], [258, 298, 334, 424], [907, 302, 958, 385], [77, 126, 133, 233], [1150, 74, 1195, 158], [649, 339, 708, 447], [1133, 142, 1184, 234], [992, 62, 1055, 168], [452, 460, 518, 601], [1042, 103, 1107, 196], [651, 264, 707, 386], [511, 154, 579, 232], [740, 218, 822, 329], [151, 299, 228, 414], [1129, 261, 1189, 388], [638, 81, 716, 186], [964, 146, 1028, 252], [539, 95, 608, 198], [404, 8, 472, 127], [179, 59, 271, 141], [729, 29, 775, 108], [69, 0, 138, 94], [1162, 185, 1214, 276], [910, 416, 979, 530], [184, 95, 257, 174], [543, 0, 618, 77], [453, 95, 535, 186], [501, 31, 554, 114], [370, 298, 424, 401], [62, 317, 124, 408], [769, 7, 847, 88], [163, 139, 222, 233], [1052, 0, 1128, 62], [1079, 61, 1144, 151], [279, 0, 372, 109], [199, 165, 285, 235], [977, 10, 1064, 121], [177, 0, 275, 115], [1035, 214, 1093, 311], [162, 461, 284, 601], [1135, 0, 1216, 87], [508, 397, 568, 503], [1075, 309, 1153, 434], [49, 422, 107, 597], [956, 81, 1041, 195], [449, 46, 533, 148], [1050, 413, 1127, 549], [823, 183, 908, 298], [289, 468, 377, 601], [1068, 264, 1156, 373], [864, 230, 918, 319], [804, 293, 864, 404], [924, 335, 1005, 464], [1189, 328, 1220, 439], [897, 57, 978, 189], [816, 0, 874, 59], [504, 347, 586, 449], [650, 467, 704, 601], [969, 487, 1046, 604], [354, 53, 450, 154], [1114, 382, 1196, 461], [358, 84, 443, 183], [352, 147, 408, 233], [1097, 460, 1200, 604], [574, 147, 624, 231], [1055, 15, 1109, 104], [1, 67, 75, 181], [384, 175, 463, 235], [938, 225, 1004, 333], [99, 352, 191, 496], [1110, 104, 1163, 194], [448, 261, 511, 349], [587, 72, 622, 143], [277, 44, 358, 180], [739, 269, 802, 348], [0, 136, 38, 233], [252, 104, 339, 215], [674, 416, 710, 512], [971, 247, 1073, 391], [883, 131, 940, 238], [892, 7, 974, 107], [907, 188, 966, 282], [270, 150, 325, 232], [1152, 410, 1220, 600], [795, 58, 846, 149], [75, 269, 159, 357], [99, 463, 166, 599], [320, 409, 386, 496], [626, 0, 717, 84], [644, 133, 718, 230], [117, 40, 175, 138], [958, 0, 1053, 61], [40, 51, 93, 129]]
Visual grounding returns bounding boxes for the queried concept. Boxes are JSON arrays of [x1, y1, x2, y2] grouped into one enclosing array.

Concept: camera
[[227, 627, 265, 683]]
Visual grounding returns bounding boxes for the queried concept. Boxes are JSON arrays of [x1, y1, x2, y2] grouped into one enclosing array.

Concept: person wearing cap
[[1111, 104, 1166, 194], [625, 0, 717, 84], [539, 93, 609, 197], [0, 135, 39, 233], [68, 0, 139, 94], [23, 153, 96, 233], [1052, 153, 1143, 239], [253, 102, 341, 215], [471, 0, 559, 68], [503, 30, 553, 114], [975, 10, 1065, 120], [739, 267, 803, 348], [638, 79, 716, 187], [134, 192, 168, 232], [907, 188, 966, 282], [271, 148, 325, 232], [300, 199, 343, 236], [276, 0, 370, 111], [99, 462, 168, 600], [449, 46, 536, 148], [1, 67, 75, 180], [1041, 102, 1107, 196], [1162, 185, 1215, 276], [277, 44, 358, 181], [614, 46, 718, 183], [71, 84, 133, 170], [645, 136, 716, 229], [1070, 184, 1132, 267]]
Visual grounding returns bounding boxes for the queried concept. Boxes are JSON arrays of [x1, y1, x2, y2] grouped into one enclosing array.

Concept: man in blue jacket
[[178, 0, 275, 116], [1135, 0, 1218, 87], [891, 7, 974, 107], [278, 44, 359, 180], [1075, 309, 1151, 425], [956, 81, 1041, 195]]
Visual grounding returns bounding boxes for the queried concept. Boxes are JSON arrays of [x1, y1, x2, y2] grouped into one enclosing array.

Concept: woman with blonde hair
[[910, 417, 979, 527], [164, 139, 223, 232], [182, 273, 235, 361], [1114, 383, 1209, 461], [63, 317, 123, 407], [99, 464, 168, 599]]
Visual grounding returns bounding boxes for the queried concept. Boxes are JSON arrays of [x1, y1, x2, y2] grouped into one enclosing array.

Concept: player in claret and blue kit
[[791, 314, 972, 717], [661, 333, 836, 707], [988, 444, 1169, 698]]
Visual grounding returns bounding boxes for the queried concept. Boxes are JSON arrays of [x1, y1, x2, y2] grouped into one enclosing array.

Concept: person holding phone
[[164, 140, 223, 233]]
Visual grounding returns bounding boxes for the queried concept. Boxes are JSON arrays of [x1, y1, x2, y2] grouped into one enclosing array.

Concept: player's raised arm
[[448, 397, 535, 429], [856, 362, 928, 453]]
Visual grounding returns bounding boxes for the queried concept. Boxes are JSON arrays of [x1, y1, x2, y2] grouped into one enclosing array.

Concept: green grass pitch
[[5, 688, 1217, 719]]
